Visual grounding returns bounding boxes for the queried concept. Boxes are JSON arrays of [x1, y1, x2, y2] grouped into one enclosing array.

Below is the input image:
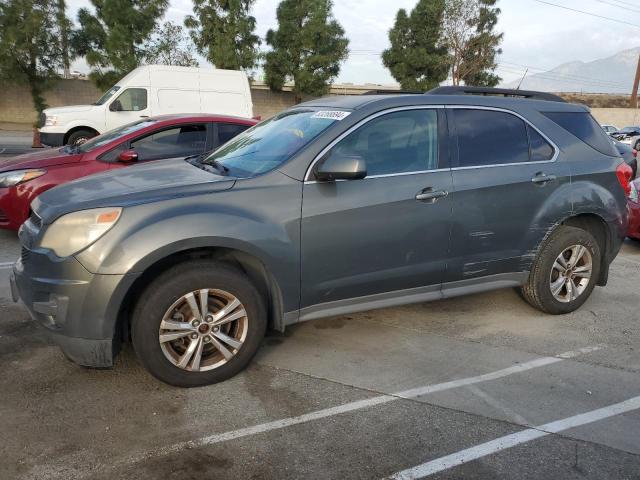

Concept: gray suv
[[10, 87, 630, 387]]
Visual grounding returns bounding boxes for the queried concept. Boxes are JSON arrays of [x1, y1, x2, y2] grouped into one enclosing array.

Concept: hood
[[44, 105, 98, 116], [0, 148, 80, 172], [33, 159, 235, 223]]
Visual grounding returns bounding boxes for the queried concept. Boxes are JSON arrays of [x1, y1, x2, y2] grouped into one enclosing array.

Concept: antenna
[[516, 68, 529, 90]]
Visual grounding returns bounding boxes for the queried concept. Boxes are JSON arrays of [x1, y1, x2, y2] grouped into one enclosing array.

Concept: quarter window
[[543, 111, 618, 156], [217, 123, 250, 145], [327, 109, 439, 176], [454, 109, 530, 167], [528, 125, 555, 161], [111, 88, 147, 112]]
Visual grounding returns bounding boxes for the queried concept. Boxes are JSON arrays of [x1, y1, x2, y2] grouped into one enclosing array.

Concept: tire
[[520, 226, 601, 315], [66, 129, 95, 146], [131, 260, 266, 387]]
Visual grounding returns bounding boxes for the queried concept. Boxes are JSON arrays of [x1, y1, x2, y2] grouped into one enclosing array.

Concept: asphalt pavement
[[1, 229, 639, 479]]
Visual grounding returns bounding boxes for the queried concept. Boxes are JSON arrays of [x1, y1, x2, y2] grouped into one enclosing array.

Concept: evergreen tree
[[382, 0, 449, 91], [264, 0, 349, 99], [0, 0, 64, 124], [185, 0, 260, 71], [73, 0, 169, 89], [56, 0, 72, 78], [442, 0, 502, 86], [144, 21, 199, 67]]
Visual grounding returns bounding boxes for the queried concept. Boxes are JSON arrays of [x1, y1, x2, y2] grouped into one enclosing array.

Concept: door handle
[[416, 188, 448, 203], [531, 172, 557, 185], [139, 115, 149, 118]]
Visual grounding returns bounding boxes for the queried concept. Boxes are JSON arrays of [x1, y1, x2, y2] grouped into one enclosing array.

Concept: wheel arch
[[63, 126, 100, 144], [115, 246, 285, 345], [560, 213, 611, 286]]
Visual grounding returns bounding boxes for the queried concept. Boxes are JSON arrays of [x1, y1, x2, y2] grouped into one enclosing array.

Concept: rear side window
[[528, 125, 555, 161], [543, 111, 617, 156], [217, 123, 250, 145], [454, 109, 529, 167]]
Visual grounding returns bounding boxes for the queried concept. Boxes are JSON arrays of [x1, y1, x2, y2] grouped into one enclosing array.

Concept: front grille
[[29, 211, 42, 228], [39, 112, 46, 128], [21, 247, 31, 264]]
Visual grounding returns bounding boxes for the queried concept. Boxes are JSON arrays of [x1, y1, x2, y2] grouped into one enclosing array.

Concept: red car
[[629, 178, 640, 240], [0, 114, 256, 230]]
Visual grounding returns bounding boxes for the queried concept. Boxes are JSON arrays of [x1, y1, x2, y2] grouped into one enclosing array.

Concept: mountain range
[[501, 47, 640, 94]]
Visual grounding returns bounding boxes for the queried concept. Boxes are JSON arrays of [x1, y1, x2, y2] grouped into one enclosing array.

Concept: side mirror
[[118, 150, 138, 163], [109, 100, 122, 112], [315, 153, 367, 181]]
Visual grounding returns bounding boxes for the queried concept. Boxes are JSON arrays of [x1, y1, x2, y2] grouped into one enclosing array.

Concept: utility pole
[[631, 54, 640, 109]]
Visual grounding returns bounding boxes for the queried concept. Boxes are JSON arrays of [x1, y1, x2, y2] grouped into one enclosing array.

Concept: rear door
[[300, 107, 453, 311], [446, 107, 572, 284]]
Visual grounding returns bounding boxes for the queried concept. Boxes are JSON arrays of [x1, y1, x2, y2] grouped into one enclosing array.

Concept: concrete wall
[[591, 108, 640, 128]]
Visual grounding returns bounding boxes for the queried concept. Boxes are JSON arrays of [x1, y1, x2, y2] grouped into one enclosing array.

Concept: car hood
[[44, 105, 98, 116], [33, 159, 236, 223], [0, 148, 79, 172]]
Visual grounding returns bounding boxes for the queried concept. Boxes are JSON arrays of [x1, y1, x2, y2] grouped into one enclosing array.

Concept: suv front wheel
[[521, 225, 601, 314], [131, 260, 266, 387]]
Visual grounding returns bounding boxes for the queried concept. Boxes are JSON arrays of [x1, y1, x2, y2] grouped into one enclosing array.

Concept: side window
[[111, 88, 147, 112], [130, 124, 207, 161], [98, 143, 128, 162], [454, 109, 530, 167], [527, 125, 554, 161], [543, 111, 618, 156], [328, 109, 439, 177], [217, 123, 250, 145]]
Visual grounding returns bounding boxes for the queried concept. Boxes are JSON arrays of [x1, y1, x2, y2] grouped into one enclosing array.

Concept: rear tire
[[520, 226, 601, 314], [131, 260, 266, 387]]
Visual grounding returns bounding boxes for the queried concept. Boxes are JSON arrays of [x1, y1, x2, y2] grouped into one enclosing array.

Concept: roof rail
[[362, 89, 422, 95], [427, 86, 567, 103]]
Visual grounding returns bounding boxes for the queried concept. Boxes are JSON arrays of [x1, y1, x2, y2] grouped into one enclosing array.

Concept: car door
[[106, 88, 150, 130], [300, 107, 453, 313], [446, 107, 571, 284]]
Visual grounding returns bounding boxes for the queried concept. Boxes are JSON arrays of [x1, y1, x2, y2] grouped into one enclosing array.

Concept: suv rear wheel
[[521, 225, 601, 314], [131, 260, 266, 387]]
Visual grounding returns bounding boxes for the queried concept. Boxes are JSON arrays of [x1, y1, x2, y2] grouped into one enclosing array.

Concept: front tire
[[66, 129, 95, 146], [131, 260, 266, 387], [521, 226, 601, 314]]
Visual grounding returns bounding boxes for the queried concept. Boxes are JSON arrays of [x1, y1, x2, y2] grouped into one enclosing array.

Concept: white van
[[39, 65, 254, 146]]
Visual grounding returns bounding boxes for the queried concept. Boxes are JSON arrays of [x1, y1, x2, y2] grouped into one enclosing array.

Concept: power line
[[592, 0, 640, 14], [498, 60, 631, 88], [530, 0, 640, 29], [599, 0, 640, 8]]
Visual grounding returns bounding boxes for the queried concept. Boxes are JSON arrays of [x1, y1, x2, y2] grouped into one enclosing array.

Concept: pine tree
[[442, 0, 502, 86], [264, 0, 349, 99], [382, 0, 449, 91], [144, 21, 199, 67], [0, 0, 64, 124], [185, 0, 260, 72], [73, 0, 169, 90]]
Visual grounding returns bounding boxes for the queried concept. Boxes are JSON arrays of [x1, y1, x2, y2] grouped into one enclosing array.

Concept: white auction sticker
[[311, 110, 351, 121]]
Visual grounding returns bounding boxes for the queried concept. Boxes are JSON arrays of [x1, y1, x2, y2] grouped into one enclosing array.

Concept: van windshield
[[69, 119, 158, 153], [201, 109, 348, 177], [94, 86, 121, 105]]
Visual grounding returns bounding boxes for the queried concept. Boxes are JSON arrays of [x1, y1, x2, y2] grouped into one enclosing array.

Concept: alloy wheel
[[549, 244, 593, 303]]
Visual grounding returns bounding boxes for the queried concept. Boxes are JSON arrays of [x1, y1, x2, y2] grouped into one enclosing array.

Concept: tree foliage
[[382, 0, 449, 92], [73, 0, 169, 90], [442, 0, 502, 86], [185, 0, 260, 71], [143, 21, 199, 67], [0, 0, 66, 123], [264, 0, 349, 99]]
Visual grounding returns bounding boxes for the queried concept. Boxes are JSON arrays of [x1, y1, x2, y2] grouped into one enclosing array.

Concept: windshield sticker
[[311, 110, 351, 121]]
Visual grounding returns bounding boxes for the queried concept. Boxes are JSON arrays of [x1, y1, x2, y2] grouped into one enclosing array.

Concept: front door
[[300, 107, 453, 311], [106, 88, 150, 131]]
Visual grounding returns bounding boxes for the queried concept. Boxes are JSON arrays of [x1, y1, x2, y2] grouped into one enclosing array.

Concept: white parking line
[[57, 345, 601, 480], [386, 394, 640, 479], [0, 261, 14, 270]]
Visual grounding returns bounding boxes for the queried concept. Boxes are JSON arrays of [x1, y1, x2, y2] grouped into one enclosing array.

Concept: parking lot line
[[73, 345, 601, 479], [386, 394, 640, 479], [0, 261, 13, 269]]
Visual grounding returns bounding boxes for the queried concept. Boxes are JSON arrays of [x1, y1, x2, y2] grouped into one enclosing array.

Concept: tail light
[[616, 162, 633, 196], [633, 149, 638, 158]]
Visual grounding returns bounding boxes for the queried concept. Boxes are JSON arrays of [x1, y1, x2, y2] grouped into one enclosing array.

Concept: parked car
[[11, 87, 630, 387], [601, 124, 619, 135], [38, 65, 254, 147], [611, 126, 640, 150], [0, 114, 256, 230], [612, 138, 638, 179], [628, 179, 640, 240]]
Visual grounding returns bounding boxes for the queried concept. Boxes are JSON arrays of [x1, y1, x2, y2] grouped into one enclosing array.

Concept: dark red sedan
[[629, 178, 640, 240], [0, 114, 256, 230]]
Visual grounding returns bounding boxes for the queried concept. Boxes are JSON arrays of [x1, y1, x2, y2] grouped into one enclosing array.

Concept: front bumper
[[0, 186, 30, 231], [628, 200, 640, 239], [39, 131, 65, 147], [10, 245, 139, 367]]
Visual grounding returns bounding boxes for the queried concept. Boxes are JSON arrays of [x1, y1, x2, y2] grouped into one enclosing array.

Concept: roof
[[147, 114, 257, 125]]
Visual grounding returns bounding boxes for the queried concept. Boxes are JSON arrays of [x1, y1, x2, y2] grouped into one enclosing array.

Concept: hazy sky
[[67, 0, 640, 86]]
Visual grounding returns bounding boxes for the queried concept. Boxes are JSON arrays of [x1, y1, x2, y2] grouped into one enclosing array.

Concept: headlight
[[40, 208, 122, 257], [44, 115, 58, 126], [0, 169, 46, 187]]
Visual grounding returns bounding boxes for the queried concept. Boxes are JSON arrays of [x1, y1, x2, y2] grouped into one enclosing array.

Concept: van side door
[[446, 107, 572, 287]]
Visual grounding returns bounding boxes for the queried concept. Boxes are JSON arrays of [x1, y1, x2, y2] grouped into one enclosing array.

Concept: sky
[[66, 0, 640, 87]]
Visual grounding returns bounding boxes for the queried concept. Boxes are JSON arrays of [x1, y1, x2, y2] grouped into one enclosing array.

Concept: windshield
[[94, 86, 121, 106], [71, 119, 159, 153], [201, 109, 349, 177]]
